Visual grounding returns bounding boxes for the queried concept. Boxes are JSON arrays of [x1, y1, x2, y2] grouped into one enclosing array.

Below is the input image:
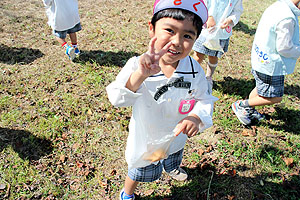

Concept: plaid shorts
[[252, 69, 285, 97], [193, 35, 229, 58], [128, 148, 184, 182], [53, 22, 82, 39]]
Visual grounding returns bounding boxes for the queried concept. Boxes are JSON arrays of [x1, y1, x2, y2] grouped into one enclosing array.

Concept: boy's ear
[[148, 21, 155, 38]]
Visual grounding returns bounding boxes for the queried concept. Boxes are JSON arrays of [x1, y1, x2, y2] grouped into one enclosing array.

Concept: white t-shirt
[[43, 0, 80, 31], [106, 56, 218, 169]]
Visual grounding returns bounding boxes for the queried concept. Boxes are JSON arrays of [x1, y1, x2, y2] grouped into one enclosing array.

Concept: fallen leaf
[[241, 128, 256, 137], [60, 155, 66, 162], [197, 149, 204, 156], [76, 161, 84, 168], [260, 180, 264, 186], [241, 129, 251, 136], [228, 195, 235, 200], [99, 180, 108, 188], [283, 158, 294, 167], [229, 169, 236, 177], [87, 109, 92, 115], [110, 169, 117, 176], [144, 189, 154, 196]]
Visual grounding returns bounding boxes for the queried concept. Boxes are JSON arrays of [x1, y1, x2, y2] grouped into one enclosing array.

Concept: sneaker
[[167, 167, 188, 181], [206, 76, 213, 94], [232, 100, 253, 125], [74, 48, 80, 56], [119, 188, 135, 200], [250, 108, 265, 121], [65, 46, 76, 61]]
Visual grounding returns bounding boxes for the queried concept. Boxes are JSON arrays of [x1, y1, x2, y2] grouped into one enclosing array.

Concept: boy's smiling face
[[149, 17, 198, 68]]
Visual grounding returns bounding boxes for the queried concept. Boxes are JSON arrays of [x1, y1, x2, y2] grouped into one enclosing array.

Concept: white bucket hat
[[153, 0, 208, 24]]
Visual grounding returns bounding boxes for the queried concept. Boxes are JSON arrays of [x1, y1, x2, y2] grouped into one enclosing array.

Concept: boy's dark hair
[[151, 8, 203, 37]]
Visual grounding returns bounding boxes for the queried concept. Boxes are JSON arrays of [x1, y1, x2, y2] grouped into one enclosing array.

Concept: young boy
[[193, 0, 243, 94], [232, 0, 300, 126], [43, 0, 81, 61], [106, 0, 218, 199]]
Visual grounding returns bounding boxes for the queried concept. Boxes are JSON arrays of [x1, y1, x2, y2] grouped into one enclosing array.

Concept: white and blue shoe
[[65, 46, 76, 61], [119, 188, 135, 200], [74, 48, 80, 56]]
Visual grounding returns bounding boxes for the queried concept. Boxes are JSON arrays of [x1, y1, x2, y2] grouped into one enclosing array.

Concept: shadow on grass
[[0, 44, 44, 65], [0, 128, 53, 161], [73, 49, 139, 67], [215, 76, 300, 99], [267, 107, 300, 135], [214, 76, 256, 98], [233, 21, 257, 35], [215, 76, 300, 134], [137, 164, 300, 200]]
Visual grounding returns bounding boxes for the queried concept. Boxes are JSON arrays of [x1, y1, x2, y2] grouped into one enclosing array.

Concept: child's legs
[[206, 56, 218, 78], [248, 70, 284, 107], [193, 51, 205, 65], [69, 33, 77, 44], [163, 148, 184, 173], [127, 162, 163, 194], [124, 175, 139, 195], [248, 87, 282, 107], [53, 30, 68, 46], [55, 37, 67, 46], [67, 23, 82, 44]]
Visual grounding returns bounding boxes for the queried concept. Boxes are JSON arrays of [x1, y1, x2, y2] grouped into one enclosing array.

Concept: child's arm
[[276, 19, 300, 59], [221, 0, 243, 29], [206, 16, 216, 29], [126, 37, 171, 92]]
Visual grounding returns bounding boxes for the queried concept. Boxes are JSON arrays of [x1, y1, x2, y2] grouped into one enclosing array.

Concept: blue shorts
[[193, 35, 229, 58], [252, 69, 285, 98], [53, 22, 82, 39], [128, 149, 184, 182]]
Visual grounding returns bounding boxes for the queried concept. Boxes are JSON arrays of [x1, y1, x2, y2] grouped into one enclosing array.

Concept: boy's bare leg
[[56, 37, 67, 46], [124, 176, 138, 195], [248, 87, 282, 107], [206, 56, 218, 78], [69, 32, 77, 44], [193, 51, 205, 65]]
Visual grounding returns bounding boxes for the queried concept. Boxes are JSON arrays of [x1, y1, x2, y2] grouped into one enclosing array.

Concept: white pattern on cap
[[153, 0, 208, 24]]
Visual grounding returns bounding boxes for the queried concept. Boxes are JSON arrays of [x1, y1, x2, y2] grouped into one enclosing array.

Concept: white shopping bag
[[202, 2, 233, 52], [142, 133, 175, 162], [202, 26, 224, 52], [128, 130, 176, 170]]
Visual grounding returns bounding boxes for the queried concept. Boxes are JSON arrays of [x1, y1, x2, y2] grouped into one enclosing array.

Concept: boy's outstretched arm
[[126, 37, 172, 92], [174, 114, 201, 137]]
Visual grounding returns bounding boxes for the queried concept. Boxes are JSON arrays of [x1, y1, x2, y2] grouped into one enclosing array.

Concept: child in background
[[232, 0, 300, 126], [106, 0, 217, 199], [43, 0, 81, 61], [193, 0, 243, 93]]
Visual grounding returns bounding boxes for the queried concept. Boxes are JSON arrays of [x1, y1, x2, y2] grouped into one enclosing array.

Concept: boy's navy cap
[[153, 0, 208, 24]]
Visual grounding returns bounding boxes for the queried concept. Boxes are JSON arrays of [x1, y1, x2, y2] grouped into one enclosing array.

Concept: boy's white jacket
[[106, 56, 218, 169], [43, 0, 80, 31]]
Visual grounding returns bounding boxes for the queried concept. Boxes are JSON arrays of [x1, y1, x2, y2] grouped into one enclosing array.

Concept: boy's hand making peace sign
[[126, 37, 172, 92], [138, 37, 172, 77]]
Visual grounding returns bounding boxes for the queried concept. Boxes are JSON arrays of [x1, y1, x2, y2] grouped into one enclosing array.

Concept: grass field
[[0, 0, 300, 199]]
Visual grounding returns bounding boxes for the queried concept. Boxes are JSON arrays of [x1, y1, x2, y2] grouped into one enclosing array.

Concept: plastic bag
[[128, 130, 176, 170], [202, 26, 224, 52], [202, 2, 233, 52], [142, 133, 175, 162]]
